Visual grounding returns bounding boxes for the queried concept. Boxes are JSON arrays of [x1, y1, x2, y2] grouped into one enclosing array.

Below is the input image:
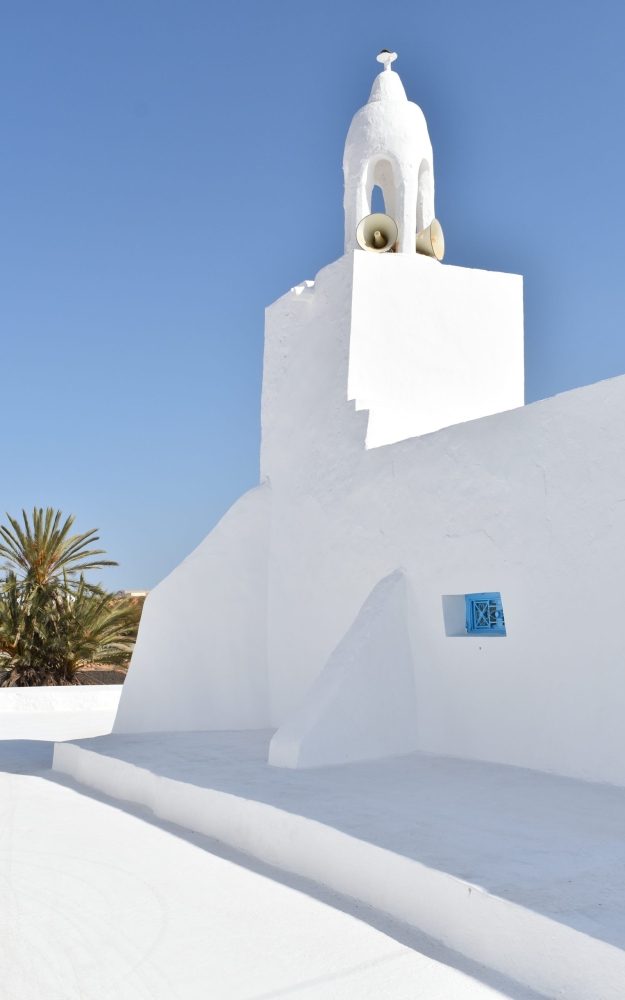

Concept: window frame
[[464, 592, 506, 636]]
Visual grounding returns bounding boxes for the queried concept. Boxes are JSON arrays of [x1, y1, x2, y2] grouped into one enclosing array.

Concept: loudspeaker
[[356, 213, 398, 253], [415, 218, 445, 260]]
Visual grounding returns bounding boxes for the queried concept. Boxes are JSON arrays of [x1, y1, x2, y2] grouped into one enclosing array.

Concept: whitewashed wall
[[114, 482, 271, 733], [118, 243, 625, 785], [348, 251, 523, 445], [261, 251, 523, 724], [0, 685, 122, 712], [261, 252, 625, 783]]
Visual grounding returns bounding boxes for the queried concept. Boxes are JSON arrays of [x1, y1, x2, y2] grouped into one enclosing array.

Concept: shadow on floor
[[0, 738, 547, 1000], [0, 739, 54, 772], [54, 729, 625, 955]]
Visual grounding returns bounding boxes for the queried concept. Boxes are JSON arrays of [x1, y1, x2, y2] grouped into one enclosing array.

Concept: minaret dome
[[343, 51, 434, 255]]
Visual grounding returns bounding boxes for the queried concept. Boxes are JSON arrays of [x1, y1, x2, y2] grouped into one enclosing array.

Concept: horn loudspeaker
[[356, 213, 398, 253], [415, 218, 445, 260]]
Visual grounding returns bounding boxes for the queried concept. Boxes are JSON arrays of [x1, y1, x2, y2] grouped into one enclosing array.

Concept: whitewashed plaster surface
[[254, 246, 625, 783], [0, 684, 121, 713], [0, 709, 117, 742], [268, 570, 419, 768], [53, 730, 625, 1000], [0, 686, 120, 742], [116, 58, 625, 787], [348, 251, 523, 445], [2, 736, 535, 1000], [115, 482, 270, 734]]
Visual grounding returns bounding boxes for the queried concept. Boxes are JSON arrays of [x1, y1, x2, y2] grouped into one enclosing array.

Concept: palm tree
[[0, 508, 142, 686], [0, 507, 116, 587]]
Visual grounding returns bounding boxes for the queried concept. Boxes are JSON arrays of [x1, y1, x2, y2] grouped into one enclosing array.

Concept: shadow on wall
[[269, 569, 419, 769]]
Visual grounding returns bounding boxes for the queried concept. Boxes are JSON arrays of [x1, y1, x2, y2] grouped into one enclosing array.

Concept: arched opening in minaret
[[371, 185, 385, 214], [366, 157, 397, 220]]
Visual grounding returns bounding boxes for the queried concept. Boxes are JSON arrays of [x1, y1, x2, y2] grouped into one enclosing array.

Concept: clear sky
[[1, 0, 624, 590]]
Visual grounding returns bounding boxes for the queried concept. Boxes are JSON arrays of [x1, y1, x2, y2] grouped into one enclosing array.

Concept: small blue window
[[465, 593, 506, 636]]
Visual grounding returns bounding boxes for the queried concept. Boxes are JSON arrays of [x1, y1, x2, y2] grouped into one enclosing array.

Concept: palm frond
[[0, 507, 117, 586]]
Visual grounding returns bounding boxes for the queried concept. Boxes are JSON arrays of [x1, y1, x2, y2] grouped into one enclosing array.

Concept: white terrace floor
[[51, 728, 625, 999], [57, 728, 625, 953], [0, 714, 543, 1000]]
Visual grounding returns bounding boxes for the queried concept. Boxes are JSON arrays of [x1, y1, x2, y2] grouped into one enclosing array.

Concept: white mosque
[[113, 51, 625, 788]]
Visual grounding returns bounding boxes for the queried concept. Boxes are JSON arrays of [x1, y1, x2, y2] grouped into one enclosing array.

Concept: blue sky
[[1, 0, 624, 589]]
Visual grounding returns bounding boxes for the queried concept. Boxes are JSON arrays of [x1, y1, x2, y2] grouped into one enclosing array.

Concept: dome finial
[[376, 50, 397, 72]]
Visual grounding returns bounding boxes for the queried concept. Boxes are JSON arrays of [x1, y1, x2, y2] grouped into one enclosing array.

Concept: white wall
[[261, 251, 521, 725], [349, 251, 524, 446], [260, 248, 625, 785], [114, 482, 272, 733], [0, 685, 122, 712], [268, 570, 419, 768], [261, 255, 370, 725], [118, 244, 625, 787]]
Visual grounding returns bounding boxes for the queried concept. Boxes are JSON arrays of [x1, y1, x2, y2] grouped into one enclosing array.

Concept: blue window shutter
[[465, 593, 506, 636]]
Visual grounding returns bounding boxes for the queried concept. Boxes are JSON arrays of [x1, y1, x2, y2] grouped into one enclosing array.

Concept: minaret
[[114, 49, 527, 743], [342, 51, 524, 447], [261, 53, 525, 456], [343, 50, 434, 254]]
